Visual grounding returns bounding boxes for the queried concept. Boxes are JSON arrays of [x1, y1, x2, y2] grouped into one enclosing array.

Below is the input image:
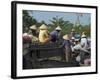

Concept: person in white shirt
[[72, 38, 89, 64], [72, 38, 82, 63], [80, 32, 88, 50]]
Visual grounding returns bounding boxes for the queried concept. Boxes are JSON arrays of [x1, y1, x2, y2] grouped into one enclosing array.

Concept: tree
[[48, 16, 75, 35], [49, 16, 67, 28], [23, 10, 37, 32]]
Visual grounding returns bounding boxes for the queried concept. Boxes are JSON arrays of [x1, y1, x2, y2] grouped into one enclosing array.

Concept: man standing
[[29, 25, 38, 42], [80, 31, 89, 50], [50, 26, 62, 42]]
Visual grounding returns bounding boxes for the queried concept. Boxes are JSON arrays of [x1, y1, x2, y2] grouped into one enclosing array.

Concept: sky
[[28, 10, 91, 25]]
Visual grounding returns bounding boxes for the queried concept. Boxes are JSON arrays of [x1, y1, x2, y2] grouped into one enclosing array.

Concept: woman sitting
[[39, 24, 51, 44]]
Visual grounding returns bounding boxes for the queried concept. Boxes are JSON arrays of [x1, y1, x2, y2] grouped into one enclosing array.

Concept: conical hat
[[81, 34, 86, 38], [63, 34, 69, 40], [39, 24, 48, 30], [30, 25, 37, 30], [55, 26, 62, 30]]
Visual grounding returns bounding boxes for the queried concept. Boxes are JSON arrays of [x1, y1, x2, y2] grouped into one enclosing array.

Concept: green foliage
[[23, 10, 37, 32], [48, 24, 90, 37], [23, 12, 90, 37], [49, 16, 70, 28]]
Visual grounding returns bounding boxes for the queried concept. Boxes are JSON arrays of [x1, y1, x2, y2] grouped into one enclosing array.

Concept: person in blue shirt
[[62, 34, 72, 62], [50, 26, 62, 42]]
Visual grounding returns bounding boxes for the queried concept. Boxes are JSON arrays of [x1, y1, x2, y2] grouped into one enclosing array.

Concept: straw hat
[[55, 26, 62, 30], [63, 34, 69, 40], [81, 34, 86, 38], [30, 25, 37, 30], [39, 24, 48, 30]]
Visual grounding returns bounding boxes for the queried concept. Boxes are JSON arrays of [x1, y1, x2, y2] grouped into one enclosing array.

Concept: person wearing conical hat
[[39, 24, 50, 44], [50, 26, 62, 42], [62, 34, 72, 62], [80, 31, 88, 50], [29, 25, 38, 36], [28, 25, 38, 43], [72, 32, 89, 64]]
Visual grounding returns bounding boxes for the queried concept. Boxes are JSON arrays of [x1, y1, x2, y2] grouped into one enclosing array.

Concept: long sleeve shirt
[[39, 30, 50, 43], [50, 30, 59, 42]]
